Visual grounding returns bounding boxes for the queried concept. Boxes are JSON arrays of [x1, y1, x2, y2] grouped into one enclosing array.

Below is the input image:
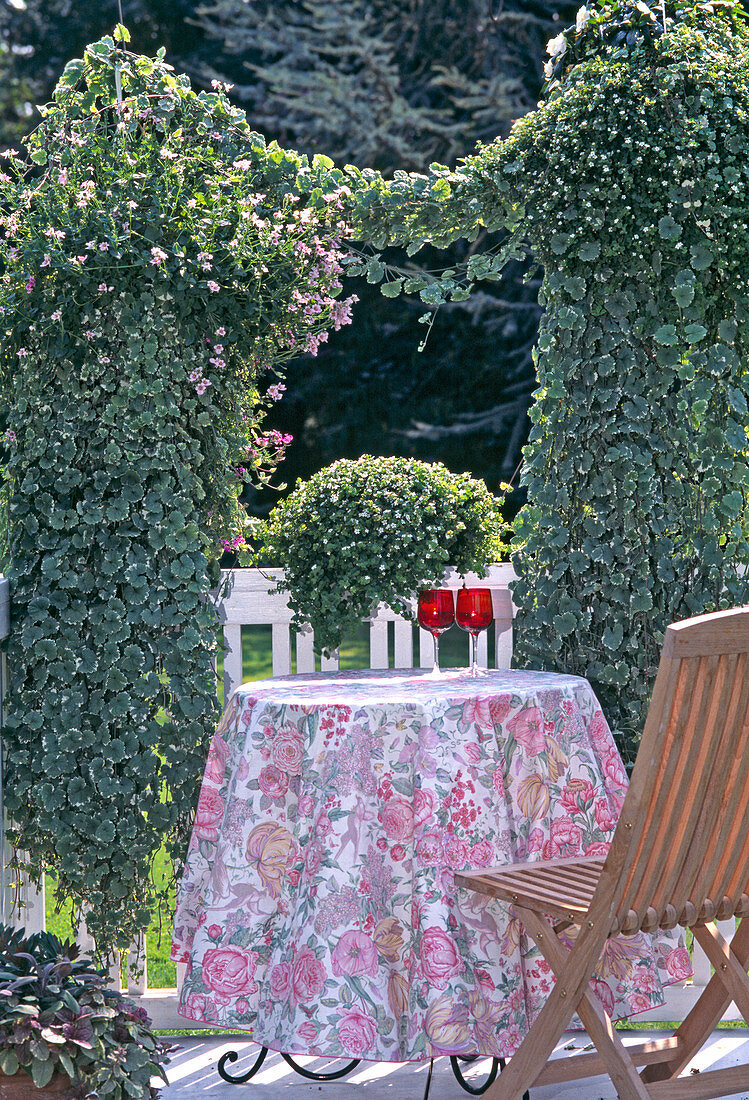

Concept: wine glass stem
[[433, 632, 440, 673], [470, 632, 479, 677]]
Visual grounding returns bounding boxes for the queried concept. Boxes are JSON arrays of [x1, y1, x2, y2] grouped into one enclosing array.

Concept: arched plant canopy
[[1, 0, 748, 950]]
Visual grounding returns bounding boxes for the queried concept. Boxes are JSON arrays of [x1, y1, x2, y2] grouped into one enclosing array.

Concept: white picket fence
[[0, 569, 740, 1028]]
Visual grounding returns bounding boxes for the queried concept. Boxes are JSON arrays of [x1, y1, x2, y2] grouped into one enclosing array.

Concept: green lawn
[[45, 621, 490, 986]]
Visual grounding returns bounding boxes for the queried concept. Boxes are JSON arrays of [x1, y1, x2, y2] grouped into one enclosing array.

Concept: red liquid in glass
[[456, 588, 493, 632], [417, 589, 455, 633]]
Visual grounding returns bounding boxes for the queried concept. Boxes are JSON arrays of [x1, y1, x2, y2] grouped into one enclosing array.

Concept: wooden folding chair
[[455, 606, 749, 1099]]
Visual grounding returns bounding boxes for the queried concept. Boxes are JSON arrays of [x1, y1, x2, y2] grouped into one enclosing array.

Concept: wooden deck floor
[[158, 1030, 749, 1098]]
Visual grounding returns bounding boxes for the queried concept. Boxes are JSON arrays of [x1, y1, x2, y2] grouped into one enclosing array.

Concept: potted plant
[[0, 925, 171, 1099], [253, 455, 510, 653]]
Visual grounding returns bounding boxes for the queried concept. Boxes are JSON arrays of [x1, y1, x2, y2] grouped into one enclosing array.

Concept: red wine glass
[[417, 589, 455, 674], [456, 587, 493, 677]]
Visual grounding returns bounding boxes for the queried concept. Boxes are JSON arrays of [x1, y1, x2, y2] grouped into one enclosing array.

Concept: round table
[[172, 668, 689, 1066]]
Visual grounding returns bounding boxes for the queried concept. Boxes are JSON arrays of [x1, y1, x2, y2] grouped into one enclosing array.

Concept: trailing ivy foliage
[[0, 30, 356, 952], [486, 0, 749, 759], [345, 0, 749, 761]]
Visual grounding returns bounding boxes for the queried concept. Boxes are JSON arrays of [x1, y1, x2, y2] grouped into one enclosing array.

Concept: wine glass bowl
[[456, 588, 493, 677], [417, 589, 455, 673]]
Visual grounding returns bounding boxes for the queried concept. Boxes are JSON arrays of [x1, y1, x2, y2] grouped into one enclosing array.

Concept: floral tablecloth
[[172, 668, 690, 1062]]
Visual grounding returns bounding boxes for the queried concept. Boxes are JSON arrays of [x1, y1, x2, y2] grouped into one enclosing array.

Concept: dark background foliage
[[1, 0, 578, 506]]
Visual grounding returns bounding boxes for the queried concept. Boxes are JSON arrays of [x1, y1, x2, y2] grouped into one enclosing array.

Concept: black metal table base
[[217, 1045, 529, 1097]]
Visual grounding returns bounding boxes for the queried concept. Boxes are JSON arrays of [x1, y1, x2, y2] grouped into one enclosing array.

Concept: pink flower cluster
[[256, 429, 293, 449], [219, 536, 249, 555], [188, 367, 212, 396]]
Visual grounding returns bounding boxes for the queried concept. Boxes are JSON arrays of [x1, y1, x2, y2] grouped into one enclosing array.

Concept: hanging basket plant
[[0, 29, 358, 953]]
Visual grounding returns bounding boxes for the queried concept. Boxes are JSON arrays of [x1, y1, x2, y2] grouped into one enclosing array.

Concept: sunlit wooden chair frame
[[456, 606, 749, 1100]]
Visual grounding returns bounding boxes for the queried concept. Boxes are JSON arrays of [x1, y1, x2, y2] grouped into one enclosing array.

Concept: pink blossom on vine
[[25, 277, 35, 293], [207, 281, 220, 293], [267, 384, 286, 401], [219, 535, 248, 553], [41, 254, 51, 267], [330, 294, 359, 331], [5, 429, 16, 443], [256, 430, 293, 447]]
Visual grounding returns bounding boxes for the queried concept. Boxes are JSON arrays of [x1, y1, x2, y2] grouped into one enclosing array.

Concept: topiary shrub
[[256, 454, 508, 652], [0, 30, 357, 953]]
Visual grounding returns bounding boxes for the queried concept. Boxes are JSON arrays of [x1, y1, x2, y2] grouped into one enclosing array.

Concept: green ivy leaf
[[550, 233, 572, 255], [658, 215, 682, 241], [683, 322, 707, 344], [690, 242, 714, 270], [653, 324, 678, 345]]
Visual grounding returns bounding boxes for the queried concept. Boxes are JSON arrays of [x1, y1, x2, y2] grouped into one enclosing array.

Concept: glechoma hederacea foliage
[[0, 27, 357, 952], [344, 0, 749, 761]]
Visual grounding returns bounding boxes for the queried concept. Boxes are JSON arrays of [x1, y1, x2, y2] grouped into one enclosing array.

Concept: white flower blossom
[[576, 5, 590, 33], [546, 32, 568, 59]]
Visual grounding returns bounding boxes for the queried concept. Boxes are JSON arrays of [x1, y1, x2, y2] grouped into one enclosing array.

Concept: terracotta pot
[[0, 1070, 75, 1099]]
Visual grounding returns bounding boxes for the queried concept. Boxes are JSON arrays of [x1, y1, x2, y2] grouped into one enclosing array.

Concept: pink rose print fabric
[[172, 669, 689, 1062]]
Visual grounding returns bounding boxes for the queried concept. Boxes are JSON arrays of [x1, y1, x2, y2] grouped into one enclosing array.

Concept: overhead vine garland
[[0, 29, 357, 952], [344, 0, 749, 761]]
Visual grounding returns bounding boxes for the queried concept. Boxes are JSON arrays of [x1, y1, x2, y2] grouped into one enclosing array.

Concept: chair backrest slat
[[614, 656, 702, 920], [710, 654, 749, 904], [597, 607, 749, 933], [658, 652, 743, 920]]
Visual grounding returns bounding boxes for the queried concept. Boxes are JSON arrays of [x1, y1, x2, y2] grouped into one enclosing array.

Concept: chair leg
[[480, 908, 650, 1100], [520, 910, 651, 1100], [692, 922, 749, 1021], [642, 916, 749, 1084], [477, 910, 584, 1100]]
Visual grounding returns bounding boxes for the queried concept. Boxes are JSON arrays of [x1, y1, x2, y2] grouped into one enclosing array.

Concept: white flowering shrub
[[0, 29, 357, 952], [257, 455, 509, 653]]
